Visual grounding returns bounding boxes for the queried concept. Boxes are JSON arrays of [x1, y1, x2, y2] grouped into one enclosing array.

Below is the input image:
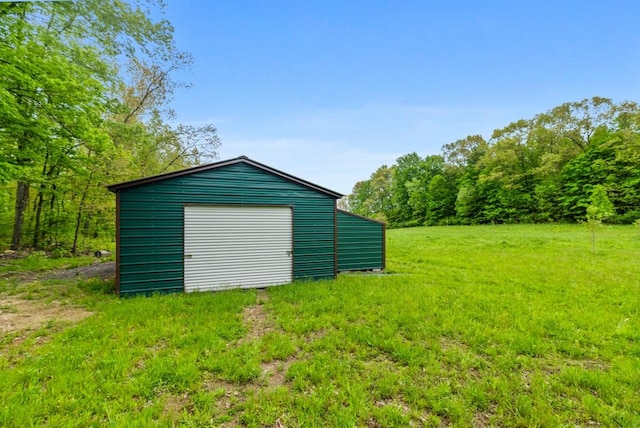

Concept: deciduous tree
[[1, 1, 218, 251]]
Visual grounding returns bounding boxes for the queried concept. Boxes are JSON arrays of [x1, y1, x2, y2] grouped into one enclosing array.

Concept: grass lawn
[[1, 224, 639, 426]]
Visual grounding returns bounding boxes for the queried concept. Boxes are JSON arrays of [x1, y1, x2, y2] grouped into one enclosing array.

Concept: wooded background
[[0, 1, 219, 254], [345, 97, 640, 228], [2, 3, 638, 255]]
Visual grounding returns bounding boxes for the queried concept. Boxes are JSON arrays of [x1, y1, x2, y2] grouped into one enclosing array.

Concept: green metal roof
[[107, 155, 343, 199]]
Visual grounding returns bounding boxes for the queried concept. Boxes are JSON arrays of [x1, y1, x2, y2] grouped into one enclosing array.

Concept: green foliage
[[0, 1, 220, 252], [586, 185, 615, 222], [346, 165, 394, 222], [585, 185, 615, 254], [1, 224, 639, 426], [346, 97, 640, 227], [0, 254, 96, 274], [425, 173, 457, 224], [390, 152, 423, 223], [455, 183, 477, 219]]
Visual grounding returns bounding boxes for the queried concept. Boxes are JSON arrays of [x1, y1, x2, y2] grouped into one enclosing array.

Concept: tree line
[[346, 97, 640, 227], [0, 1, 220, 254]]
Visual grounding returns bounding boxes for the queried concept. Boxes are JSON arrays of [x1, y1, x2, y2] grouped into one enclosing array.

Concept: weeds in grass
[[0, 224, 639, 426]]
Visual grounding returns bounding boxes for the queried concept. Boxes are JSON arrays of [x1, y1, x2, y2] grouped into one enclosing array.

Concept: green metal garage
[[337, 210, 386, 272], [107, 156, 384, 297]]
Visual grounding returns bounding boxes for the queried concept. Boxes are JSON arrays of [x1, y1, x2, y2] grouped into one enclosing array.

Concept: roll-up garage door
[[184, 205, 293, 292]]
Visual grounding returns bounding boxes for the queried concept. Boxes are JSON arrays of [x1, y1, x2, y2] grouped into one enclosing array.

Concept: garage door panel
[[184, 205, 293, 292], [186, 262, 292, 273]]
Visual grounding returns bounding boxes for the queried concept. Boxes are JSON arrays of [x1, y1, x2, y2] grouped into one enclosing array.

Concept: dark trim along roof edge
[[337, 209, 386, 225], [106, 155, 344, 198]]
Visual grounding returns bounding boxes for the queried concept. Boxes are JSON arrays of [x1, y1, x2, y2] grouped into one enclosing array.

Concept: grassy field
[[1, 224, 639, 427]]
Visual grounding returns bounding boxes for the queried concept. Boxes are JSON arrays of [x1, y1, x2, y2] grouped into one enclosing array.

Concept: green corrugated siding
[[117, 163, 336, 296], [337, 211, 385, 271]]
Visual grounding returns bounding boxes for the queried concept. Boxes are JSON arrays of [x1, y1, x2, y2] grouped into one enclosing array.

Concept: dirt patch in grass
[[0, 261, 111, 336], [162, 392, 193, 419], [374, 398, 411, 413], [439, 336, 471, 352], [202, 375, 251, 426], [472, 402, 498, 427], [0, 296, 92, 334], [262, 358, 295, 388], [241, 288, 275, 342], [199, 289, 296, 423], [565, 358, 609, 371], [45, 261, 115, 281], [303, 328, 329, 342], [539, 357, 610, 376], [197, 289, 298, 424], [240, 289, 298, 387], [203, 376, 253, 397]]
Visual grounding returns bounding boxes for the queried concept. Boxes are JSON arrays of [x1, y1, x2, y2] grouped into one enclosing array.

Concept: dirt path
[[177, 288, 295, 426], [0, 262, 113, 335], [0, 297, 92, 334], [45, 261, 115, 281], [240, 288, 295, 387], [240, 288, 275, 342]]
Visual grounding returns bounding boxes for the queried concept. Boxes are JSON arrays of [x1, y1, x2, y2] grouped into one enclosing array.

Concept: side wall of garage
[[336, 210, 385, 271], [116, 162, 337, 296]]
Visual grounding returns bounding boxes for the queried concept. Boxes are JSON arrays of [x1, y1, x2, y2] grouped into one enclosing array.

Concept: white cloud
[[204, 102, 516, 194], [219, 137, 401, 195]]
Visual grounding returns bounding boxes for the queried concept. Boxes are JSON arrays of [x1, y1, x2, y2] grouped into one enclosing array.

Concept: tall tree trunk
[[71, 196, 85, 255], [44, 185, 57, 247], [11, 181, 29, 250], [32, 188, 45, 249], [10, 6, 31, 251], [32, 152, 50, 249], [72, 170, 94, 254]]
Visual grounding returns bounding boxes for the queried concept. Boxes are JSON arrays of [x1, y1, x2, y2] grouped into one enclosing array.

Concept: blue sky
[[161, 1, 640, 194]]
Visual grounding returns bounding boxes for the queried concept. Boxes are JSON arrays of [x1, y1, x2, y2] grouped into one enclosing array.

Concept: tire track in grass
[[241, 289, 275, 342], [240, 288, 295, 388], [188, 289, 297, 426]]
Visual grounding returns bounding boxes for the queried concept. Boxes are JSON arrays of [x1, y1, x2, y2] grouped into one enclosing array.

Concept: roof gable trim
[[337, 209, 386, 225], [106, 155, 343, 198]]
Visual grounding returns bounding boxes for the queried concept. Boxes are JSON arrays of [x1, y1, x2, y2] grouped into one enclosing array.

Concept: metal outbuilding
[[336, 210, 386, 272], [107, 156, 384, 297]]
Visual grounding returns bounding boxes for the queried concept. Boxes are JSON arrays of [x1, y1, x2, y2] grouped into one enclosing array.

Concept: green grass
[[1, 224, 639, 426], [0, 252, 99, 274]]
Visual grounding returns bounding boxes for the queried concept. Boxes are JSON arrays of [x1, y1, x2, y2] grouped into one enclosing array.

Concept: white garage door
[[184, 205, 293, 292]]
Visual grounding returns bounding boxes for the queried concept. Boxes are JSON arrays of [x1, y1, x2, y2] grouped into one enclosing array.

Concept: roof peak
[[106, 155, 343, 198]]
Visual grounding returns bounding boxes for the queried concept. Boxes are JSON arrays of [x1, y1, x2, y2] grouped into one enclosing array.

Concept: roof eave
[[106, 155, 344, 199]]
